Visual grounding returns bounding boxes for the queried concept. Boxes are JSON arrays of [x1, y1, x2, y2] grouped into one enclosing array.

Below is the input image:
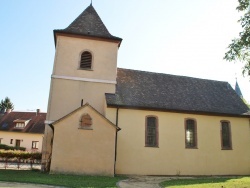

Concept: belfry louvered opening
[[80, 51, 92, 69]]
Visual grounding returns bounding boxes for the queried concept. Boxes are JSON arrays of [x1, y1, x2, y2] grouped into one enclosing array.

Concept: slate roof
[[0, 111, 46, 134], [106, 68, 250, 116], [54, 4, 122, 44], [235, 81, 243, 98]]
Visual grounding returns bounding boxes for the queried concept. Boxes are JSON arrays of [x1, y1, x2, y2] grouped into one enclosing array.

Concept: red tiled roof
[[0, 111, 46, 134]]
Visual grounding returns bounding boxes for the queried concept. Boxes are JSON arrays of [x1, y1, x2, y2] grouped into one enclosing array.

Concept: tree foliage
[[0, 97, 14, 112], [224, 0, 250, 76]]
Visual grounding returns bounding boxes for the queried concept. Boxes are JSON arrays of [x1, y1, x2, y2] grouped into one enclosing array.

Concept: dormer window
[[15, 122, 25, 128], [80, 51, 92, 69], [13, 119, 30, 129]]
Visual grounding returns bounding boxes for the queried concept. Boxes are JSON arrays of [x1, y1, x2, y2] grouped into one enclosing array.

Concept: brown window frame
[[15, 139, 21, 147], [145, 116, 159, 147], [220, 120, 232, 150], [185, 118, 197, 149], [80, 51, 92, 70], [10, 139, 13, 144], [32, 141, 39, 149], [79, 113, 93, 130]]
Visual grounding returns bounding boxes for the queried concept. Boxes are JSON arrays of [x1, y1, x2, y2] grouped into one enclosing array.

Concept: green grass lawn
[[160, 177, 250, 188], [0, 169, 125, 188]]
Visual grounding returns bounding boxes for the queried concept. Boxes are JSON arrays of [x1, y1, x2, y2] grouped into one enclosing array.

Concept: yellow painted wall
[[106, 108, 250, 175], [50, 105, 116, 176], [53, 35, 119, 81], [0, 131, 43, 152], [42, 35, 119, 167]]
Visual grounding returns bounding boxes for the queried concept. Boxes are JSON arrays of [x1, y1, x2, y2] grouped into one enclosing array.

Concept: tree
[[0, 97, 14, 112], [224, 0, 250, 76]]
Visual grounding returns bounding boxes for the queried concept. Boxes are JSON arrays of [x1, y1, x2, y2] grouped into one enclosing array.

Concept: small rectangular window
[[10, 139, 13, 144], [32, 141, 39, 149], [185, 119, 197, 148], [0, 138, 2, 144], [221, 121, 232, 150]]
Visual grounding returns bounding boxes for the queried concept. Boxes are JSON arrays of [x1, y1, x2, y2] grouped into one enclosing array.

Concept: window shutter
[[80, 51, 92, 69]]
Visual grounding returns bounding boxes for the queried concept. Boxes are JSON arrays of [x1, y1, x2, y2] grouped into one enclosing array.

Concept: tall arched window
[[145, 116, 158, 147], [185, 119, 197, 148], [221, 121, 232, 150], [80, 51, 92, 69]]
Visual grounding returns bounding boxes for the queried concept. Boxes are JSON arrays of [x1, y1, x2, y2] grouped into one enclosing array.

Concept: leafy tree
[[0, 97, 14, 112], [224, 0, 250, 76]]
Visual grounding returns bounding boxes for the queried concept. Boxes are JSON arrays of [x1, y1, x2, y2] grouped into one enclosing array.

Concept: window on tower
[[80, 51, 92, 69]]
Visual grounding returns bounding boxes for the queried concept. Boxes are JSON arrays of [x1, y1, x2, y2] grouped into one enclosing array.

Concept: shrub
[[0, 150, 42, 160], [0, 144, 26, 151]]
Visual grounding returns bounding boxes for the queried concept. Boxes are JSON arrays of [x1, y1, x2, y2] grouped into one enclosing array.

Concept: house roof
[[106, 68, 250, 117], [52, 103, 120, 131], [0, 111, 46, 134], [54, 4, 122, 45]]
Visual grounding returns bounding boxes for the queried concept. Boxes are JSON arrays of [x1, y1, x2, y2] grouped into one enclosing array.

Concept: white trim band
[[52, 75, 116, 84], [45, 120, 54, 124]]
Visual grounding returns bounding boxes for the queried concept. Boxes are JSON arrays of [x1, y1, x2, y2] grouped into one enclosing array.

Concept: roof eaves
[[106, 104, 250, 118], [53, 30, 122, 48]]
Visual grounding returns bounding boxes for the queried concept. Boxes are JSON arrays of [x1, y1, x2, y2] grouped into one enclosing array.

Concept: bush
[[0, 144, 26, 151], [0, 150, 42, 160]]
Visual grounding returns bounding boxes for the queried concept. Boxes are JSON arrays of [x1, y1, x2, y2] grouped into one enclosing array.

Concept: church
[[41, 4, 250, 176]]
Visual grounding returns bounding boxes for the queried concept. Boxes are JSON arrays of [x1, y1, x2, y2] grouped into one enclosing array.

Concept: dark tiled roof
[[106, 68, 250, 116], [54, 4, 122, 42], [0, 112, 46, 134]]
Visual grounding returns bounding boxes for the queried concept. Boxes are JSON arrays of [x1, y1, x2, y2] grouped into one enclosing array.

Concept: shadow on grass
[[0, 169, 126, 188], [160, 177, 249, 187]]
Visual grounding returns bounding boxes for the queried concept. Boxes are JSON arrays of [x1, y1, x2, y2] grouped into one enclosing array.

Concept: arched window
[[80, 114, 92, 129], [185, 119, 197, 148], [221, 121, 232, 150], [145, 116, 158, 147], [80, 51, 92, 69]]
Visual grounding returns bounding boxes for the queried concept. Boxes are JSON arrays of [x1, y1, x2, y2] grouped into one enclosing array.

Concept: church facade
[[42, 4, 250, 176]]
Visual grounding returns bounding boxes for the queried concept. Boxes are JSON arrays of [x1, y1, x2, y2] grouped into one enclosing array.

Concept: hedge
[[0, 144, 26, 151], [0, 150, 42, 160]]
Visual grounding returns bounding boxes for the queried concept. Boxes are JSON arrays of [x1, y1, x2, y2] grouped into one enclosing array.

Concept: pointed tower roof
[[235, 80, 243, 98], [54, 4, 122, 45]]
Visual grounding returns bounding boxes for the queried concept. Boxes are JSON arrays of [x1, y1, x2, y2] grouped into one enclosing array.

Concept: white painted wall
[[0, 131, 43, 152]]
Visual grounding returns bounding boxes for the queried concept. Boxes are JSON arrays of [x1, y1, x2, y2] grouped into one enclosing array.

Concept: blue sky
[[0, 0, 249, 112]]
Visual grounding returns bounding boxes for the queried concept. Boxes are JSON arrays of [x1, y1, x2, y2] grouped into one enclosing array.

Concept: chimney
[[36, 109, 40, 115]]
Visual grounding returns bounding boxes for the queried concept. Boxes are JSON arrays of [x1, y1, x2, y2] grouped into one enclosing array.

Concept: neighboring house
[[0, 109, 46, 152], [42, 4, 250, 176]]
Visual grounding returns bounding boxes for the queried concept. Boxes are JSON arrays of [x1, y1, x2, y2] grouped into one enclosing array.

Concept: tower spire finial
[[90, 0, 92, 6]]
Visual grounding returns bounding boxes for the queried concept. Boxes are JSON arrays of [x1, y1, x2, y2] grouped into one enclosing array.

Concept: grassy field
[[160, 177, 250, 188], [0, 169, 125, 188]]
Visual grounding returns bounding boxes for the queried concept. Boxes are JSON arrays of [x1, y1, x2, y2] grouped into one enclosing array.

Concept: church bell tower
[[42, 4, 122, 171]]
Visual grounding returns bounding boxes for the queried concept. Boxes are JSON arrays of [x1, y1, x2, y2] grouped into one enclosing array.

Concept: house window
[[79, 114, 93, 129], [185, 119, 197, 148], [221, 121, 232, 150], [32, 141, 39, 149], [0, 138, 2, 144], [15, 139, 21, 147], [10, 139, 13, 144], [80, 51, 92, 69], [145, 116, 158, 147]]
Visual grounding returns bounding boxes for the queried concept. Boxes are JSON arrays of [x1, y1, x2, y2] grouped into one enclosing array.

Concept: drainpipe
[[114, 107, 119, 176]]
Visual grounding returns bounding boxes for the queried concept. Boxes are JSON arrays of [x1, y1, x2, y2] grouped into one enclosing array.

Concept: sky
[[0, 0, 249, 112]]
